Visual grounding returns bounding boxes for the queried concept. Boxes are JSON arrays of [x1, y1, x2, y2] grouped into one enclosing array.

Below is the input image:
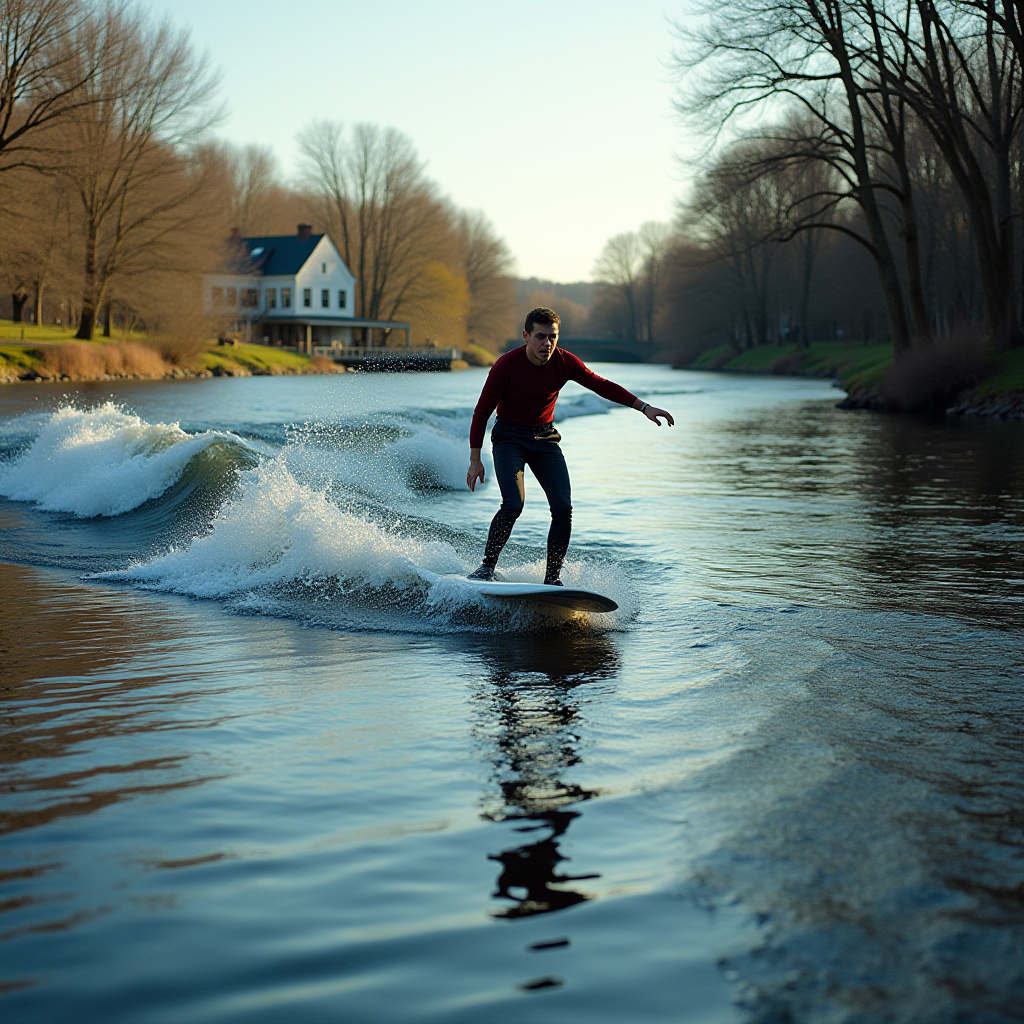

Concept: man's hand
[[467, 450, 485, 491], [634, 399, 675, 427]]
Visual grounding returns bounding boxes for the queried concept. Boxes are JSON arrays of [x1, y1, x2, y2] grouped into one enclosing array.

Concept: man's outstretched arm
[[567, 353, 675, 426]]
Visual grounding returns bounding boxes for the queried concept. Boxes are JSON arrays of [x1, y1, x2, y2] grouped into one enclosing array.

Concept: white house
[[205, 225, 410, 352]]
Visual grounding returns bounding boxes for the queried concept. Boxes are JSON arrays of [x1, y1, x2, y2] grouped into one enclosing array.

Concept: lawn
[[688, 340, 894, 387]]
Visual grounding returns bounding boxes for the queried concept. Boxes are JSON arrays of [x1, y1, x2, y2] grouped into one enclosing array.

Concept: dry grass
[[881, 328, 992, 412], [311, 355, 343, 373], [39, 342, 168, 380]]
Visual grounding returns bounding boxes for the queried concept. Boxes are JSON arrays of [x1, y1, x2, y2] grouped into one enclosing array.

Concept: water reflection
[[465, 635, 620, 920], [692, 403, 1024, 625]]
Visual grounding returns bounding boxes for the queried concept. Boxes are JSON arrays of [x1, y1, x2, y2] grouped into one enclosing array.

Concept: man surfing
[[466, 307, 674, 585]]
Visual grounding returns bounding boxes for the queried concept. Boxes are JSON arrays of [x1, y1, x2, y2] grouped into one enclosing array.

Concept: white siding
[[295, 237, 356, 318]]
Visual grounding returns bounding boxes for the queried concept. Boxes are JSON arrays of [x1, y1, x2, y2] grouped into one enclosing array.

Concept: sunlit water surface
[[0, 366, 1021, 1023]]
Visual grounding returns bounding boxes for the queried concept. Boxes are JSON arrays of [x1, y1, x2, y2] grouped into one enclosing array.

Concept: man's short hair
[[525, 307, 560, 334]]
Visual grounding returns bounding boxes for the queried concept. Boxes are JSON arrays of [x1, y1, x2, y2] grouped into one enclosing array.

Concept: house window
[[212, 286, 223, 305], [321, 262, 326, 274], [303, 288, 311, 308], [245, 289, 259, 308], [338, 290, 347, 309], [226, 287, 237, 306], [282, 288, 291, 308], [321, 289, 330, 308], [266, 288, 277, 309]]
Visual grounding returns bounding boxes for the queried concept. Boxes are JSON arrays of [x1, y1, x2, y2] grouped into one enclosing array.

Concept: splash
[[0, 403, 251, 518]]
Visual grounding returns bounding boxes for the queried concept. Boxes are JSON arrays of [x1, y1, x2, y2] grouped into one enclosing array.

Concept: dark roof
[[221, 233, 333, 276]]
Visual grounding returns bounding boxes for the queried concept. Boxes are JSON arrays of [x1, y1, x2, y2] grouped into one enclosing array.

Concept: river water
[[0, 365, 1021, 1023]]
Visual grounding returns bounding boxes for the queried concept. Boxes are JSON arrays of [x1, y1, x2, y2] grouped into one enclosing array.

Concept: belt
[[494, 417, 558, 435]]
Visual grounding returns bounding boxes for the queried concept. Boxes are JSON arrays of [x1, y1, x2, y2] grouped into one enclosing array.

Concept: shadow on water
[[459, 634, 620, 921]]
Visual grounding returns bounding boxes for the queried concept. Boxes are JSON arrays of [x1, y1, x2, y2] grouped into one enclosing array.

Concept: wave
[[554, 392, 613, 420], [0, 403, 255, 518], [101, 458, 632, 631], [3, 400, 634, 630]]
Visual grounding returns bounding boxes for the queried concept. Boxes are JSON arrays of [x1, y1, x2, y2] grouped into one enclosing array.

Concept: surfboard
[[454, 577, 619, 613]]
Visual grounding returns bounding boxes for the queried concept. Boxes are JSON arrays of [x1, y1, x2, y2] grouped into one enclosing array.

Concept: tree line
[[589, 0, 1024, 362], [0, 0, 516, 356]]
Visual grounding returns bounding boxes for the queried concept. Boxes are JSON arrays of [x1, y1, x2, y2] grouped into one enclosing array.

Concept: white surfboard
[[428, 573, 618, 613]]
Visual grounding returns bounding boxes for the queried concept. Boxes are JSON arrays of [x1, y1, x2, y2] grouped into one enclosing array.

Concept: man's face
[[523, 322, 559, 364]]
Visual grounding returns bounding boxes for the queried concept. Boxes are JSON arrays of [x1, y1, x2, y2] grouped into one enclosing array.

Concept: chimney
[[297, 224, 312, 240]]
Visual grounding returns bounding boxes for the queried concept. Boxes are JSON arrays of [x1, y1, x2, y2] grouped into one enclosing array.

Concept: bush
[[311, 355, 343, 373], [768, 352, 801, 374], [105, 343, 166, 376], [881, 329, 992, 412], [149, 307, 217, 366], [41, 342, 106, 379], [40, 342, 168, 379]]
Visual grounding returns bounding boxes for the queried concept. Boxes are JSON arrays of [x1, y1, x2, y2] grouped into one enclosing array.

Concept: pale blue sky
[[147, 0, 693, 282]]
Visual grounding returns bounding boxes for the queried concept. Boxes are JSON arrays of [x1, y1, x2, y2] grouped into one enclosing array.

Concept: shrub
[[41, 342, 107, 379], [882, 328, 992, 412], [311, 355, 343, 373], [768, 352, 801, 374], [39, 342, 168, 379], [104, 343, 167, 376], [149, 307, 217, 366]]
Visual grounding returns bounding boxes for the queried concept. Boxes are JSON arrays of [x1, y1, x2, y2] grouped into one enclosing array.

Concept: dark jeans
[[481, 418, 572, 579]]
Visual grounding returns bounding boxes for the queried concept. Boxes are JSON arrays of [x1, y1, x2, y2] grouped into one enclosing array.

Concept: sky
[[146, 0, 695, 283]]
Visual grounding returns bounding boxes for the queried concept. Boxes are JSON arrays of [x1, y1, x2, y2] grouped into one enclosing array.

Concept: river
[[0, 365, 1021, 1023]]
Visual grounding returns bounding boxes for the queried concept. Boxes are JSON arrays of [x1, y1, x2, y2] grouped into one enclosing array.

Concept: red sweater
[[470, 346, 638, 448]]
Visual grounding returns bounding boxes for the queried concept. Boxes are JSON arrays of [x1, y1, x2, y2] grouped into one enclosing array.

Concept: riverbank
[[679, 340, 1024, 418], [0, 333, 344, 384], [0, 321, 495, 383]]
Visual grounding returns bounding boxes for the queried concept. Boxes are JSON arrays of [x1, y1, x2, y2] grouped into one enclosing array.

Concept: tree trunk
[[830, 21, 913, 353], [103, 302, 112, 338], [11, 292, 27, 322], [34, 283, 44, 326], [897, 189, 932, 345], [77, 222, 100, 340]]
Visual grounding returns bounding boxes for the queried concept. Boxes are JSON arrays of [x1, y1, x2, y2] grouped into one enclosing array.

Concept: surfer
[[466, 307, 674, 585]]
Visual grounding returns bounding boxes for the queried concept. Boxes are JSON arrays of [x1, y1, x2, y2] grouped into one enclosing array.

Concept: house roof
[[238, 233, 324, 276]]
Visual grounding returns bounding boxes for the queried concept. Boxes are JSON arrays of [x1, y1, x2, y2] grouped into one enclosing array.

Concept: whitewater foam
[[104, 457, 466, 598], [0, 403, 250, 518], [101, 454, 632, 631]]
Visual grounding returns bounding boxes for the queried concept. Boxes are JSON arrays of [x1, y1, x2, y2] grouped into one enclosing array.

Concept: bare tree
[[456, 208, 515, 348], [0, 165, 77, 321], [674, 0, 917, 351], [298, 120, 451, 328], [593, 232, 644, 341], [638, 221, 671, 343], [887, 0, 1024, 347], [56, 4, 222, 338], [686, 142, 794, 347], [225, 142, 281, 236], [0, 0, 102, 178]]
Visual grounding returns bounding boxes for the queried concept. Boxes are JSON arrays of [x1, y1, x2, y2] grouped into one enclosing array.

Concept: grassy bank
[[0, 325, 342, 383], [681, 339, 1024, 417], [686, 340, 894, 385]]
